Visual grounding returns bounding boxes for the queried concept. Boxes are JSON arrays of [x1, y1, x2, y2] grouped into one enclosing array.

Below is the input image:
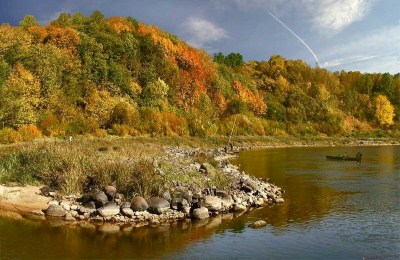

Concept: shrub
[[18, 125, 42, 141], [0, 128, 21, 144]]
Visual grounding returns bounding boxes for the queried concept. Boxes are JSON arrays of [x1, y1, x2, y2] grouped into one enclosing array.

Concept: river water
[[0, 145, 399, 259]]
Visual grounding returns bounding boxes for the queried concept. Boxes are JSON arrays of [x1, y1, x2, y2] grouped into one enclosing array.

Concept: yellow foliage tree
[[1, 64, 41, 126], [374, 95, 395, 126]]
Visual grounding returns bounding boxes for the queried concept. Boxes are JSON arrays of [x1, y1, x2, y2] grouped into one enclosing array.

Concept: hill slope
[[0, 12, 399, 142]]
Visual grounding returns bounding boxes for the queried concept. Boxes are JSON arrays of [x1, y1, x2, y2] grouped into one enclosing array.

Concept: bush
[[18, 125, 42, 142], [0, 128, 21, 144]]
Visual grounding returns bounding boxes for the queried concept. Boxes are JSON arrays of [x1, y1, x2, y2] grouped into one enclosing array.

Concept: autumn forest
[[0, 12, 398, 143]]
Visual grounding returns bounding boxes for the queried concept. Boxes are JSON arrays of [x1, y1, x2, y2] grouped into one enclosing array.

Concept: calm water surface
[[1, 145, 399, 259]]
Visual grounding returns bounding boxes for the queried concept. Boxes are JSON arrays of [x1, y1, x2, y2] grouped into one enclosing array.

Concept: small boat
[[326, 152, 362, 162]]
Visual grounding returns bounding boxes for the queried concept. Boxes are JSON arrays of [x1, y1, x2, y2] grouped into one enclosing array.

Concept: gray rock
[[79, 201, 96, 214], [249, 220, 267, 228], [171, 197, 189, 211], [48, 200, 59, 206], [77, 193, 94, 203], [221, 195, 234, 209], [162, 190, 171, 201], [104, 185, 117, 198], [94, 191, 109, 207], [203, 196, 222, 211], [130, 196, 148, 211], [121, 208, 134, 218], [147, 197, 170, 215], [60, 201, 71, 211], [120, 202, 131, 209], [233, 203, 247, 212], [44, 205, 66, 217], [245, 179, 259, 191], [192, 207, 209, 220], [98, 202, 120, 217]]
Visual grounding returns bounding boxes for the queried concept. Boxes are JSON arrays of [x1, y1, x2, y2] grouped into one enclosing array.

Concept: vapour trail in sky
[[268, 12, 320, 67]]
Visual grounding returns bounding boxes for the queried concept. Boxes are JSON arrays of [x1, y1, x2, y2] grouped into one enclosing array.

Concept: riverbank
[[0, 135, 398, 227]]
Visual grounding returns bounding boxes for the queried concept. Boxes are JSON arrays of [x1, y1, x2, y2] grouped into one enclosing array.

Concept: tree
[[19, 15, 39, 30], [374, 95, 395, 126]]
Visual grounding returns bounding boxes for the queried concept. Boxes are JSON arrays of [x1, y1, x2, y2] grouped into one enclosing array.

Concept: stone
[[221, 195, 234, 210], [39, 186, 55, 197], [275, 197, 284, 204], [171, 197, 189, 211], [70, 204, 79, 211], [94, 191, 109, 207], [48, 200, 59, 206], [44, 205, 66, 217], [60, 201, 71, 211], [64, 213, 75, 221], [77, 193, 93, 203], [121, 208, 135, 218], [130, 196, 149, 211], [32, 210, 45, 216], [203, 196, 222, 211], [233, 204, 247, 212], [192, 207, 209, 220], [249, 220, 267, 228], [120, 202, 131, 209], [147, 197, 170, 215], [162, 190, 171, 201], [245, 179, 259, 191], [103, 185, 117, 199], [79, 201, 96, 214], [98, 202, 120, 217]]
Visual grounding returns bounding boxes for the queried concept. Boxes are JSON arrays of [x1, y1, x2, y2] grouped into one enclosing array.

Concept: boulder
[[98, 202, 120, 217], [171, 197, 189, 211], [203, 196, 222, 211], [221, 195, 234, 210], [44, 205, 66, 217], [121, 208, 135, 218], [130, 196, 148, 211], [249, 220, 267, 228], [275, 197, 284, 204], [39, 186, 55, 197], [162, 190, 171, 201], [79, 201, 96, 214], [77, 193, 93, 204], [233, 203, 247, 212], [192, 207, 209, 220], [94, 191, 109, 207], [48, 200, 59, 206], [103, 185, 117, 199], [147, 197, 170, 215], [60, 201, 71, 211]]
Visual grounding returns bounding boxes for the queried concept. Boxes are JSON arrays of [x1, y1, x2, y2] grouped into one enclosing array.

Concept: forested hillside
[[0, 12, 398, 143]]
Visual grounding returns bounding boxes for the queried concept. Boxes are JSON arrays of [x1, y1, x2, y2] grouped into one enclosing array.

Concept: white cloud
[[320, 25, 400, 73], [304, 0, 375, 32], [212, 0, 375, 32], [182, 17, 228, 48]]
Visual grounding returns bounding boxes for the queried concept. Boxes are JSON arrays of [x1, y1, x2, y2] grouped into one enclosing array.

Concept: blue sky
[[0, 0, 399, 74]]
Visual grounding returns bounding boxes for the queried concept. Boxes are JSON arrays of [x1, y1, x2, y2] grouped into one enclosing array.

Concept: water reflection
[[1, 145, 399, 259]]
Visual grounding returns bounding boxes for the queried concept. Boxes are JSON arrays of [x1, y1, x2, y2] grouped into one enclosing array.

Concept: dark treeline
[[0, 12, 398, 143]]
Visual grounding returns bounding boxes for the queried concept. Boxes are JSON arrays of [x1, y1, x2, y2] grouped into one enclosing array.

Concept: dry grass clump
[[0, 139, 165, 198]]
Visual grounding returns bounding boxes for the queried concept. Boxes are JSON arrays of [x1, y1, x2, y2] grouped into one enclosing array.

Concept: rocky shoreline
[[0, 146, 284, 228]]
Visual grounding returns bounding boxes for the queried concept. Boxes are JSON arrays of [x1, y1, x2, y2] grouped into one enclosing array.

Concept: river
[[1, 145, 399, 259]]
